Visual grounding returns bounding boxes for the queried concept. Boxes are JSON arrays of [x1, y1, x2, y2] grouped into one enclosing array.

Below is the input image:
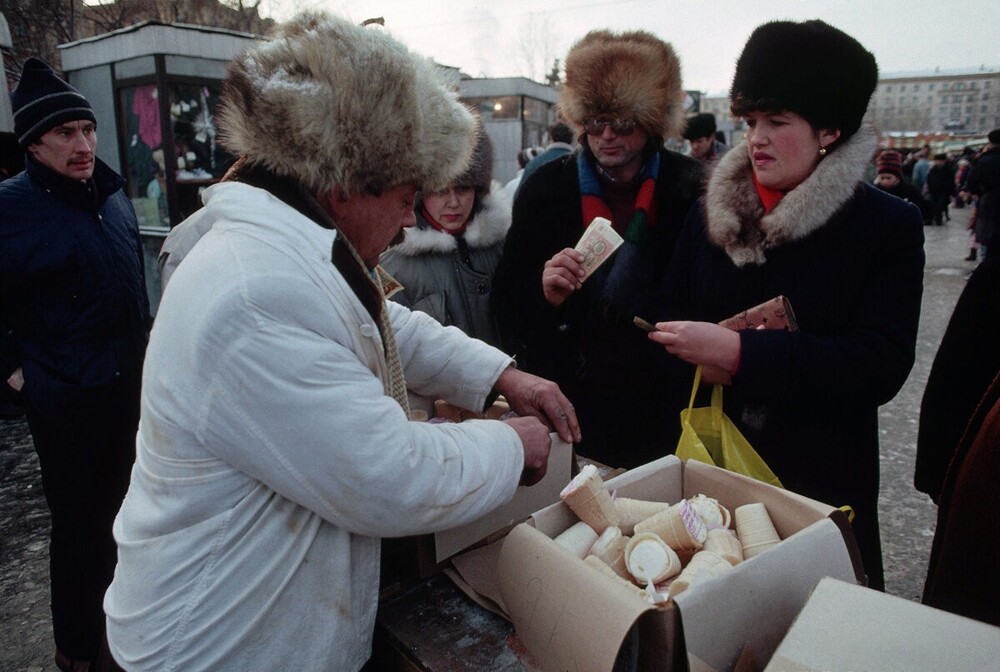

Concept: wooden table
[[372, 573, 540, 671]]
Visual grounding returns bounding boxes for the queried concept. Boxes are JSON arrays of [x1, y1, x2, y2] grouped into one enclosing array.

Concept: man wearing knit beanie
[[0, 58, 150, 672], [103, 13, 578, 672]]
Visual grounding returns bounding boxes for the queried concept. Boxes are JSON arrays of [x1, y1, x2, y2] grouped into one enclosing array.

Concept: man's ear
[[324, 188, 350, 218]]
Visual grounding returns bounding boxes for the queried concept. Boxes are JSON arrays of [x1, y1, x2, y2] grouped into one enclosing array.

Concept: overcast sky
[[263, 0, 1000, 94]]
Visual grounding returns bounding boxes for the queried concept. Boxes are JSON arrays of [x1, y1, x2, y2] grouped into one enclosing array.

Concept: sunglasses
[[583, 118, 637, 136]]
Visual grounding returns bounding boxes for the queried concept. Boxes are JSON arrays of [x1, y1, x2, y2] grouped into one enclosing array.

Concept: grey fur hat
[[560, 29, 685, 141], [217, 12, 476, 195]]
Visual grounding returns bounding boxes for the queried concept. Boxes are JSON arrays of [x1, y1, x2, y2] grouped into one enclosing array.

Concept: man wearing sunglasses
[[493, 29, 704, 470]]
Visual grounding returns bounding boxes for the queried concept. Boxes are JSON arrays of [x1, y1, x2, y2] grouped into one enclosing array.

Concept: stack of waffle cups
[[734, 502, 781, 558]]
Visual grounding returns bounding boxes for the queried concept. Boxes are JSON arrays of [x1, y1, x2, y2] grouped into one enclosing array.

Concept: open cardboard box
[[764, 577, 1000, 671], [495, 455, 866, 672]]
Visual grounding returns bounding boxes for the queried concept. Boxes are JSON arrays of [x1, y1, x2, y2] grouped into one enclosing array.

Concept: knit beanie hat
[[11, 57, 96, 148], [683, 112, 717, 140], [560, 29, 685, 141], [730, 20, 877, 141], [217, 12, 475, 196], [876, 150, 903, 177]]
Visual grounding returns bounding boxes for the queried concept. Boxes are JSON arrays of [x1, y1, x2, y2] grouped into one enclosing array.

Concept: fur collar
[[705, 125, 877, 266], [390, 182, 512, 256]]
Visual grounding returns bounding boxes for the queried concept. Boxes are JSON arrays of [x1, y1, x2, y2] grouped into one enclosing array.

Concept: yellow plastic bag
[[675, 366, 783, 488]]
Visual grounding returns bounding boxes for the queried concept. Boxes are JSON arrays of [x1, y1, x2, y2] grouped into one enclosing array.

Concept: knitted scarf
[[577, 150, 660, 314]]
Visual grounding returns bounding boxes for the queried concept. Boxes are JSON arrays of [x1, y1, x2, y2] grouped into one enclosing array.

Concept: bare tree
[[515, 12, 557, 83]]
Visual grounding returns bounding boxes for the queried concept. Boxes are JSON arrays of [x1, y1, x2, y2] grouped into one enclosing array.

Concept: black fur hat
[[683, 113, 717, 140], [730, 20, 877, 140]]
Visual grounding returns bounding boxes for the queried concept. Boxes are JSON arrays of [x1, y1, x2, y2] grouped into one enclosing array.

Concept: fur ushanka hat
[[560, 29, 685, 142], [730, 20, 877, 141], [217, 12, 475, 195], [453, 123, 494, 196]]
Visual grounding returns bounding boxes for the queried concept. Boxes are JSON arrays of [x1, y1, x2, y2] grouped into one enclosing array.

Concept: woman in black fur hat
[[647, 20, 926, 591]]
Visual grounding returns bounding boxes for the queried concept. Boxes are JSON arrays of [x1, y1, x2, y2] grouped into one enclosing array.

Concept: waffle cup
[[553, 520, 599, 559], [583, 555, 649, 600], [624, 532, 682, 585], [687, 494, 732, 530], [703, 528, 744, 566], [588, 526, 630, 579], [633, 499, 707, 551], [734, 502, 781, 558], [667, 550, 732, 599], [614, 497, 670, 535], [560, 464, 621, 534]]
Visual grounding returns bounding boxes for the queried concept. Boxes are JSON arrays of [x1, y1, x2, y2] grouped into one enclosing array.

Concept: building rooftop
[[879, 66, 999, 80]]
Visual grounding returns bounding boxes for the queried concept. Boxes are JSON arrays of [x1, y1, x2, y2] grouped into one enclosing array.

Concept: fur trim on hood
[[560, 29, 685, 141], [705, 125, 877, 266], [391, 182, 512, 256], [217, 12, 475, 196]]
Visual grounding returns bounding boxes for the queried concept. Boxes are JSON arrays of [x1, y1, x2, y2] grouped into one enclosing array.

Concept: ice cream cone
[[703, 528, 744, 565], [667, 550, 732, 598], [734, 502, 781, 558], [614, 497, 670, 535], [588, 526, 630, 579], [633, 499, 707, 551], [583, 555, 648, 600], [688, 494, 732, 530], [553, 520, 599, 559], [560, 464, 621, 533], [624, 532, 682, 585]]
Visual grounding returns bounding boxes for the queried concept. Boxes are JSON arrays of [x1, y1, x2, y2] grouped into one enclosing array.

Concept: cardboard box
[[496, 455, 865, 672], [764, 577, 1000, 671]]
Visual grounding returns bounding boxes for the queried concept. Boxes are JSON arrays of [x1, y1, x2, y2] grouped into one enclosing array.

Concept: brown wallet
[[719, 295, 799, 332]]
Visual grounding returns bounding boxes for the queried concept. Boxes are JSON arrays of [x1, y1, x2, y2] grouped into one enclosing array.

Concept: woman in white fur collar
[[647, 20, 925, 592], [380, 125, 511, 347]]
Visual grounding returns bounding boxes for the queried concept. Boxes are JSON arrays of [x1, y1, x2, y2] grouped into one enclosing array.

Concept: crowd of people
[[2, 10, 998, 672]]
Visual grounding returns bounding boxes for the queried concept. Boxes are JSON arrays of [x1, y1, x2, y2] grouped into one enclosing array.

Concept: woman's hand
[[6, 367, 24, 392], [647, 321, 741, 374], [542, 248, 586, 307]]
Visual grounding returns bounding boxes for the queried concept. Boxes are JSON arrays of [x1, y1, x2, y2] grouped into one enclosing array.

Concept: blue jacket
[[0, 157, 149, 410]]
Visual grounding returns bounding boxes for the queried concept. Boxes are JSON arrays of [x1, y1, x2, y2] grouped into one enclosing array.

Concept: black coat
[[967, 145, 1000, 247], [492, 147, 704, 467], [651, 127, 925, 590], [0, 157, 150, 415]]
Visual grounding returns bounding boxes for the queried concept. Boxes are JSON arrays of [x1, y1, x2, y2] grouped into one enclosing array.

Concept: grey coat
[[380, 183, 511, 347]]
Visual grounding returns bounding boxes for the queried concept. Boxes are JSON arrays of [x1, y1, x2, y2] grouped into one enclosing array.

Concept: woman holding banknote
[[646, 20, 925, 591]]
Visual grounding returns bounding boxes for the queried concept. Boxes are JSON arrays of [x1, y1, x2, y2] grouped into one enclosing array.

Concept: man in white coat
[[103, 12, 580, 672]]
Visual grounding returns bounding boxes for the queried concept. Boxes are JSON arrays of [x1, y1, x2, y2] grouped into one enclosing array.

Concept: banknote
[[574, 217, 624, 281], [375, 265, 405, 299]]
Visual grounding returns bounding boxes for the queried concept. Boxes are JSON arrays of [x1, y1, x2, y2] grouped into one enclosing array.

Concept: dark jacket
[[926, 162, 956, 198], [492, 147, 704, 467], [0, 157, 150, 415], [916, 256, 1000, 502], [967, 145, 1000, 247], [876, 177, 931, 221], [651, 127, 925, 590], [922, 368, 1000, 626]]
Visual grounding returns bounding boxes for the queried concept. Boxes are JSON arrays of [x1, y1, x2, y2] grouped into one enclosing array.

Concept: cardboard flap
[[435, 436, 573, 562], [765, 577, 1000, 671], [674, 519, 858, 672], [446, 540, 510, 617], [498, 523, 655, 672]]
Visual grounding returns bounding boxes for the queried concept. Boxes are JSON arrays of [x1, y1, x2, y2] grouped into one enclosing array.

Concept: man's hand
[[503, 416, 552, 486], [542, 248, 586, 307], [6, 367, 24, 392], [494, 367, 582, 445]]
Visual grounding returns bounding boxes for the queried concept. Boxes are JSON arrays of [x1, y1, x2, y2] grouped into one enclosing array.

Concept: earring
[[819, 146, 828, 157]]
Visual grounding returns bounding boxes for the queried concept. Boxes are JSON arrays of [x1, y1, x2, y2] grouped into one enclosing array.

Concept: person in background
[[683, 112, 728, 164], [911, 147, 931, 198], [0, 58, 150, 672], [380, 125, 510, 350], [646, 20, 924, 592], [873, 149, 931, 222], [917, 254, 1000, 627], [519, 120, 575, 187], [925, 152, 955, 226], [962, 128, 1000, 260], [103, 13, 579, 672], [500, 145, 542, 203], [492, 28, 704, 469]]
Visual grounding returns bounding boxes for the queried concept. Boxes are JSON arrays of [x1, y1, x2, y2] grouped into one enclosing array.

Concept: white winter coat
[[104, 182, 524, 671]]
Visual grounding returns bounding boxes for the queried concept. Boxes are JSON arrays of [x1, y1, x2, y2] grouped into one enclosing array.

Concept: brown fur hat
[[559, 29, 685, 141], [453, 122, 494, 195], [217, 12, 475, 195]]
